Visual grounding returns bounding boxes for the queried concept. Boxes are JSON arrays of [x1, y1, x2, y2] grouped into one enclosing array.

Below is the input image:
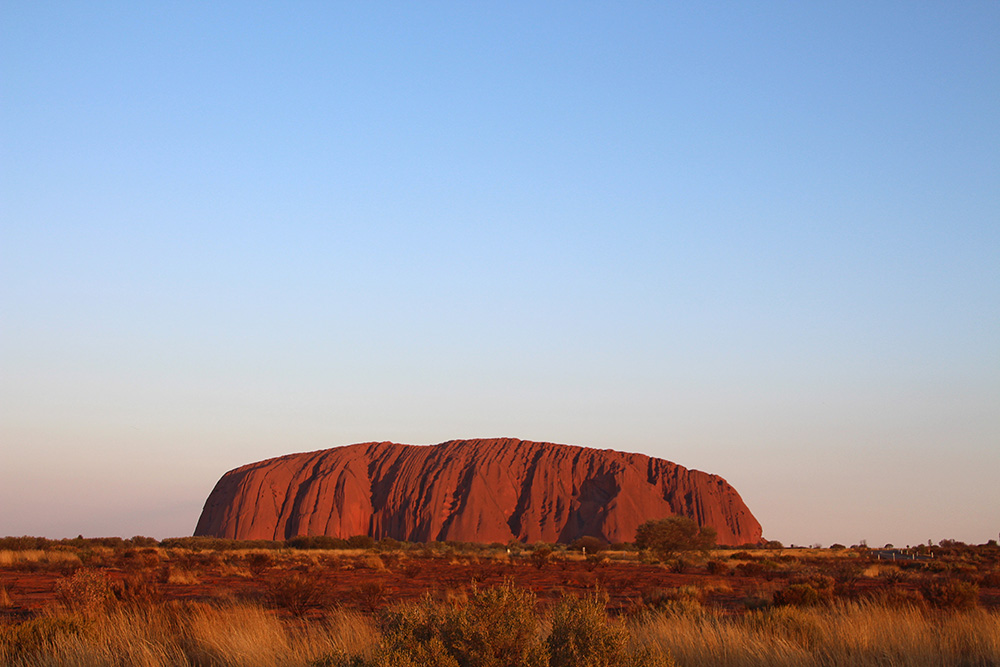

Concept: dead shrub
[[245, 551, 274, 576], [266, 571, 333, 616], [357, 580, 387, 612], [530, 547, 552, 570]]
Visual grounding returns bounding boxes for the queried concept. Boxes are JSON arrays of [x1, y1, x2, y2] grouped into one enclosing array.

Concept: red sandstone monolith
[[194, 438, 762, 545]]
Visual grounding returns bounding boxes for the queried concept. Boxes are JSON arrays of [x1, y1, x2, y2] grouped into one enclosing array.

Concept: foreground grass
[[0, 602, 377, 667], [633, 599, 1000, 667], [2, 591, 998, 666]]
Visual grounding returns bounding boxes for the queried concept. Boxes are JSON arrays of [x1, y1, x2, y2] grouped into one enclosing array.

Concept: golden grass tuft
[[164, 567, 201, 585]]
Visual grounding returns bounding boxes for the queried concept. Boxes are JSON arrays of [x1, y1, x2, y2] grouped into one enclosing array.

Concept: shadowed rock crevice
[[194, 438, 763, 545]]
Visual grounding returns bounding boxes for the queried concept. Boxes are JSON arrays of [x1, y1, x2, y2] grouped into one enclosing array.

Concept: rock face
[[195, 438, 762, 546]]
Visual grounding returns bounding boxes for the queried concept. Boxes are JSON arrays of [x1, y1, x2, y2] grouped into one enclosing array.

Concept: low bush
[[549, 592, 674, 667], [376, 581, 548, 667], [245, 551, 275, 576], [705, 559, 730, 575], [530, 546, 552, 569], [288, 535, 351, 550], [347, 535, 376, 550], [569, 536, 608, 554], [920, 578, 979, 610], [115, 572, 163, 606], [266, 572, 333, 616], [54, 568, 115, 614]]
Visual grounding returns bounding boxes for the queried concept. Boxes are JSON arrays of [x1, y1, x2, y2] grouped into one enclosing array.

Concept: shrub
[[530, 547, 552, 570], [288, 535, 350, 550], [266, 572, 333, 616], [54, 569, 115, 614], [635, 517, 716, 560], [773, 583, 825, 607], [452, 582, 548, 667], [245, 551, 274, 576], [357, 580, 387, 612], [569, 536, 607, 554], [114, 572, 163, 606], [377, 582, 547, 667], [706, 559, 730, 575], [920, 578, 979, 610], [348, 535, 376, 550], [548, 592, 633, 667]]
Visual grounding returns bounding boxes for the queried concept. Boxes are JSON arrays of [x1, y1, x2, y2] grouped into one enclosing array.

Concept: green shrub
[[635, 517, 716, 561], [547, 593, 628, 667], [451, 582, 548, 667], [773, 583, 822, 607], [376, 582, 547, 667], [774, 575, 834, 607]]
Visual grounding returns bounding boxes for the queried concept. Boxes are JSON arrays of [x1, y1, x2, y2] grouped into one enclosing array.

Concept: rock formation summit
[[195, 438, 762, 546]]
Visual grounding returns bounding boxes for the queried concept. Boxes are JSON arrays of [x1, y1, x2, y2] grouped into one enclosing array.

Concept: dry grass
[[0, 585, 13, 608], [0, 551, 82, 567], [1, 587, 998, 666], [164, 567, 200, 585], [631, 599, 1000, 667], [0, 602, 377, 667]]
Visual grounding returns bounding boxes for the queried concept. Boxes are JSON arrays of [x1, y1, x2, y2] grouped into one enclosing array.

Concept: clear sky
[[2, 2, 997, 548]]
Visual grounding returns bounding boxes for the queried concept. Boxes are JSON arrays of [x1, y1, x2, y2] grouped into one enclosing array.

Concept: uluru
[[195, 438, 763, 546]]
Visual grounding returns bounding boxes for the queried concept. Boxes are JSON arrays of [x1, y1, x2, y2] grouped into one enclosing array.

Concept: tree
[[634, 516, 716, 560]]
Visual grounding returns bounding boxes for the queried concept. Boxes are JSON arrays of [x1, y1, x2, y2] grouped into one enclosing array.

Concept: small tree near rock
[[635, 516, 716, 561]]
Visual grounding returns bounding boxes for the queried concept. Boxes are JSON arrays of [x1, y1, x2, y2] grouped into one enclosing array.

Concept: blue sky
[[2, 2, 998, 546]]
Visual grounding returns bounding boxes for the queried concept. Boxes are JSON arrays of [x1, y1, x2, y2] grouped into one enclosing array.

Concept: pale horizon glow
[[1, 3, 998, 548]]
